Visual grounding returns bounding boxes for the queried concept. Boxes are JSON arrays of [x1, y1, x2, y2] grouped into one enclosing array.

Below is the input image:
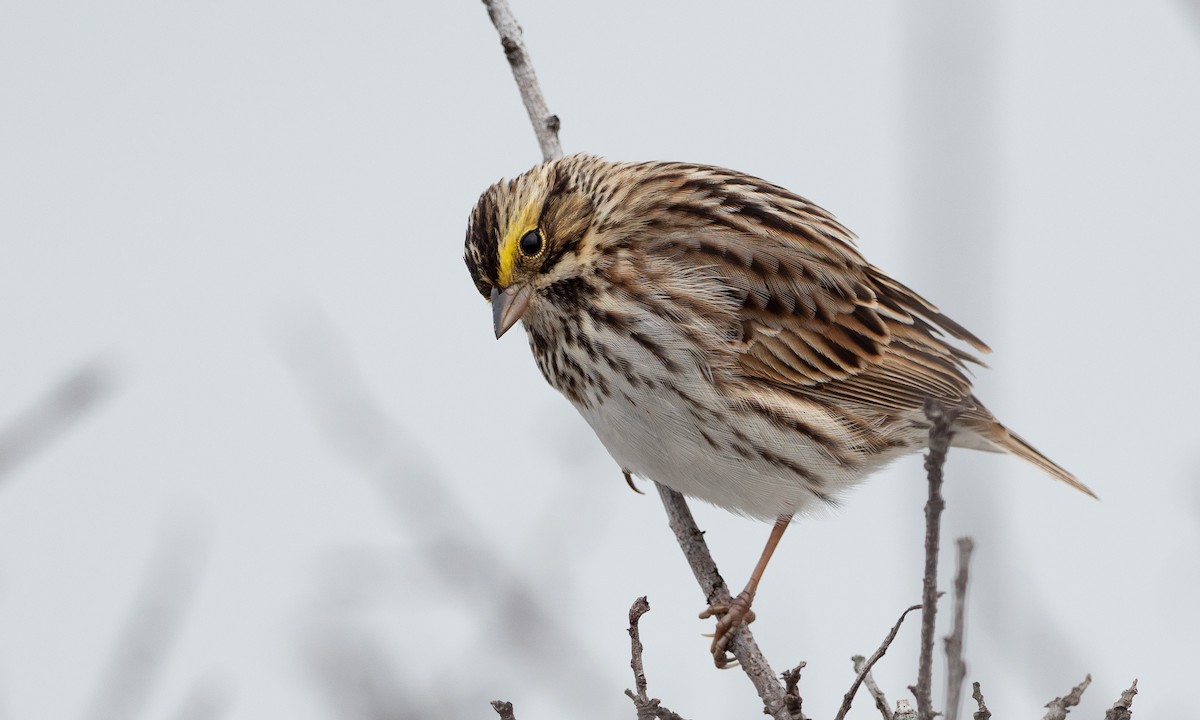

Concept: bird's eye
[[519, 228, 544, 257]]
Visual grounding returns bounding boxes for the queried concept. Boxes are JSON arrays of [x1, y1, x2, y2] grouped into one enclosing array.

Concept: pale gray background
[[2, 1, 1198, 718]]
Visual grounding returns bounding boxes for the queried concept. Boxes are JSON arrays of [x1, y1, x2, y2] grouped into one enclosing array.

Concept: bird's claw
[[699, 591, 756, 668]]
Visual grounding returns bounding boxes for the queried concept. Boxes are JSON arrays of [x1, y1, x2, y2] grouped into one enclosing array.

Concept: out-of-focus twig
[[168, 679, 232, 720], [0, 359, 115, 483], [1042, 674, 1091, 720], [1103, 679, 1137, 720], [82, 519, 208, 720], [835, 604, 921, 720], [910, 398, 962, 719], [655, 484, 790, 720], [1180, 0, 1200, 43], [482, 0, 562, 162], [491, 700, 517, 720], [309, 619, 455, 720], [851, 655, 892, 720], [944, 537, 975, 720]]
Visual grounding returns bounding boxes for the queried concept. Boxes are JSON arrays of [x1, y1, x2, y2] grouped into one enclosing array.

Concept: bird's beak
[[491, 284, 533, 339]]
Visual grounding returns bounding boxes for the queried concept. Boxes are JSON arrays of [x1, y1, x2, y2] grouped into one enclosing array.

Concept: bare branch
[[911, 398, 963, 720], [654, 484, 791, 719], [481, 0, 563, 162], [477, 3, 789, 713], [1103, 679, 1137, 720], [970, 682, 990, 720], [944, 537, 975, 720], [851, 655, 892, 720], [0, 359, 115, 483], [835, 604, 922, 720], [1042, 674, 1091, 720], [781, 663, 806, 720], [491, 700, 517, 720]]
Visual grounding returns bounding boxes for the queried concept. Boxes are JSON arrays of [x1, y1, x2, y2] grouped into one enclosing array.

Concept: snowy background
[[2, 1, 1198, 718]]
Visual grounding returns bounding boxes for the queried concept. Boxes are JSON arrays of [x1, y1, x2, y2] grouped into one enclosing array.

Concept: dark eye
[[519, 228, 544, 257]]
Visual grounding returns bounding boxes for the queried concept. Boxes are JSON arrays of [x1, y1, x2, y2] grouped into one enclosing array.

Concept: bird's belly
[[571, 373, 878, 521], [525, 306, 916, 520]]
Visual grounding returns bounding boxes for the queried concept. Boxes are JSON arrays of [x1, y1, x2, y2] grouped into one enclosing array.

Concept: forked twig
[[852, 655, 893, 720], [835, 604, 922, 720]]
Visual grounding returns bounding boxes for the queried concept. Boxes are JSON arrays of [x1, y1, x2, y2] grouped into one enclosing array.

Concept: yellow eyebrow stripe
[[497, 202, 540, 288]]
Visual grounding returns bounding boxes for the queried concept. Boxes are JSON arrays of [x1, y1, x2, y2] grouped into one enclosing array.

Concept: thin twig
[[970, 682, 990, 720], [1042, 674, 1091, 720], [910, 398, 963, 719], [0, 359, 114, 483], [624, 598, 689, 720], [491, 700, 517, 720], [781, 663, 806, 720], [852, 655, 892, 720], [1103, 679, 1138, 720], [628, 597, 651, 699], [481, 0, 563, 162], [944, 536, 975, 720], [655, 484, 791, 720], [835, 604, 922, 720]]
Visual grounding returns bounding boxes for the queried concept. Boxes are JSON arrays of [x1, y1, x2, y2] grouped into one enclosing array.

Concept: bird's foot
[[699, 590, 756, 668]]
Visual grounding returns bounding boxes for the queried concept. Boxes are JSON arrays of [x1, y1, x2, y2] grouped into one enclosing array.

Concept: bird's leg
[[700, 513, 792, 668]]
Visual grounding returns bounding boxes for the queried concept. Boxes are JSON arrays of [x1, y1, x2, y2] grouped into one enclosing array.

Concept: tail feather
[[995, 426, 1097, 499]]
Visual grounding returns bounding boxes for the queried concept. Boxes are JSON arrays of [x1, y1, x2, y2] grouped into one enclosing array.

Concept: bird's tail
[[990, 424, 1097, 498]]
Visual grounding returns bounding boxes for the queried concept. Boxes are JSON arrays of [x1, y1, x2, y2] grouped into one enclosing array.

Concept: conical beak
[[491, 285, 533, 339]]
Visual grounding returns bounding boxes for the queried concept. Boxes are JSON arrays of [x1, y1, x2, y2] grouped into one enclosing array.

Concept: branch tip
[[490, 700, 517, 720], [1103, 679, 1138, 720]]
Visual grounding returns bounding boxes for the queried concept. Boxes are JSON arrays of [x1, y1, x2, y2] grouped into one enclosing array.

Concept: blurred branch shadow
[[1, 361, 224, 718], [81, 517, 215, 720], [1180, 0, 1200, 43], [0, 359, 115, 485], [273, 307, 609, 716]]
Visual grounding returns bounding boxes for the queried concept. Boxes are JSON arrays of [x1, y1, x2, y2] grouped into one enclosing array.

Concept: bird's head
[[464, 154, 609, 338]]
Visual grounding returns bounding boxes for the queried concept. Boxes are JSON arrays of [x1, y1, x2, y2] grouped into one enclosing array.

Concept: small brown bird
[[463, 154, 1093, 666]]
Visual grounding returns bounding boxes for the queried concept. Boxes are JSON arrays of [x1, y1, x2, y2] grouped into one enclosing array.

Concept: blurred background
[[2, 1, 1198, 718]]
